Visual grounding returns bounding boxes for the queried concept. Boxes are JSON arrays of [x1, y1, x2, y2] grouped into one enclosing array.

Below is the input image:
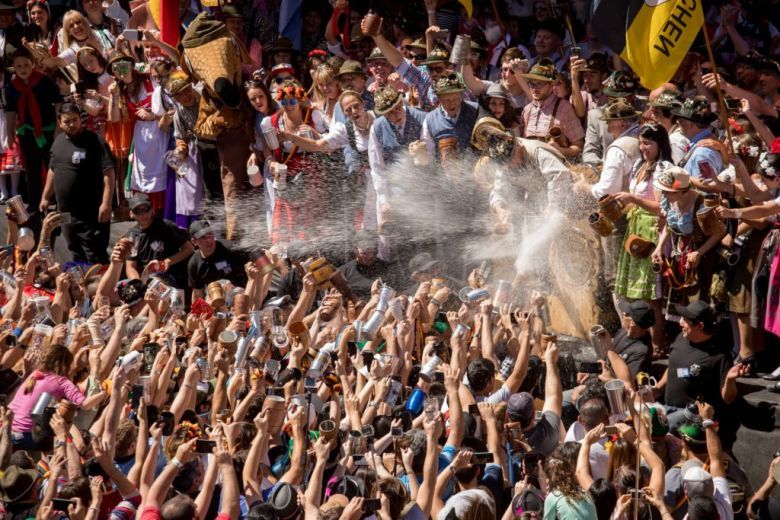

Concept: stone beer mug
[[597, 194, 624, 222], [450, 34, 471, 65], [696, 205, 725, 236], [588, 212, 614, 237], [547, 126, 569, 148]]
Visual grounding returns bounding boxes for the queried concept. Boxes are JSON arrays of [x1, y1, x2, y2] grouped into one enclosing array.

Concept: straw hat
[[653, 166, 690, 192]]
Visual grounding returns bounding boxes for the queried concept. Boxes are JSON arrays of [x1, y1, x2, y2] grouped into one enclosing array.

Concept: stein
[[319, 420, 338, 441], [597, 194, 624, 222], [696, 205, 725, 236], [363, 10, 382, 36], [588, 212, 614, 237], [247, 164, 262, 187], [252, 249, 275, 275], [438, 137, 458, 164], [17, 228, 35, 251], [540, 333, 557, 356], [306, 257, 335, 287], [262, 127, 279, 150], [207, 281, 226, 309], [7, 195, 29, 224], [547, 126, 569, 148], [288, 321, 310, 349], [450, 34, 471, 65], [409, 140, 430, 166], [703, 193, 721, 208], [233, 293, 249, 317], [589, 325, 606, 359], [262, 395, 286, 433], [218, 330, 238, 353]]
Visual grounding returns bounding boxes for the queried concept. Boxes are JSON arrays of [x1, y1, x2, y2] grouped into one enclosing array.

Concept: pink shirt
[[521, 94, 585, 143], [9, 372, 85, 432]]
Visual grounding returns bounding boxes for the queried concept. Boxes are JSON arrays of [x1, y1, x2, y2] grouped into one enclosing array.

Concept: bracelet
[[430, 297, 441, 307], [171, 457, 184, 468], [88, 507, 100, 513], [733, 209, 742, 219], [701, 419, 716, 429], [11, 327, 23, 338]]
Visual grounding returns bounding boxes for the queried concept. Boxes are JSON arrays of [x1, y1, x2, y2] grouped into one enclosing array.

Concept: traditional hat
[[470, 116, 511, 150], [267, 37, 298, 57], [269, 62, 296, 78], [470, 39, 487, 56], [602, 71, 638, 97], [649, 89, 682, 110], [404, 38, 426, 52], [220, 4, 243, 18], [522, 58, 556, 82], [366, 47, 386, 62], [422, 44, 449, 65], [600, 98, 641, 120], [107, 49, 135, 67], [653, 166, 690, 192], [0, 466, 39, 503], [581, 52, 610, 73], [373, 86, 403, 115], [672, 96, 717, 125], [434, 72, 465, 95], [535, 18, 565, 40], [335, 60, 367, 78], [165, 70, 193, 96]]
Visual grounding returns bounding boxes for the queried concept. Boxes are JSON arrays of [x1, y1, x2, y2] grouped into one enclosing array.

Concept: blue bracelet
[[11, 327, 23, 338]]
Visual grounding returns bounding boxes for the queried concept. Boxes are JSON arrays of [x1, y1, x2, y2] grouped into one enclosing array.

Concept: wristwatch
[[367, 400, 379, 408], [701, 419, 716, 429]]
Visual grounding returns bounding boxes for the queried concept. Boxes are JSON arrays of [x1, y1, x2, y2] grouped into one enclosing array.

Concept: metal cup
[[272, 163, 287, 190], [605, 379, 630, 419], [362, 310, 384, 339], [7, 195, 29, 224], [308, 349, 331, 380], [263, 127, 280, 150], [389, 297, 406, 321], [466, 288, 490, 303], [31, 392, 53, 418], [419, 355, 442, 383], [450, 34, 471, 65], [17, 227, 35, 251], [589, 325, 606, 359], [696, 205, 726, 236], [376, 286, 395, 313]]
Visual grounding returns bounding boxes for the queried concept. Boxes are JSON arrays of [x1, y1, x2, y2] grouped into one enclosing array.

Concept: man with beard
[[336, 230, 399, 300], [470, 117, 572, 234], [570, 53, 610, 119]]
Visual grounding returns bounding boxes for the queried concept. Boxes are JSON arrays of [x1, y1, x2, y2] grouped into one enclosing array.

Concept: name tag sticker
[[72, 150, 87, 164], [677, 367, 690, 379]]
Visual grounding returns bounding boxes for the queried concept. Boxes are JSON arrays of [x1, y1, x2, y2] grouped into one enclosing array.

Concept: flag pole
[[700, 25, 735, 154]]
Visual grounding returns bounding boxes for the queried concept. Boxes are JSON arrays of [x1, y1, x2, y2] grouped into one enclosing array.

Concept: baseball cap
[[675, 300, 715, 329], [188, 220, 214, 239], [617, 300, 655, 329], [682, 459, 714, 498], [507, 392, 536, 423], [512, 486, 545, 515], [128, 193, 152, 211]]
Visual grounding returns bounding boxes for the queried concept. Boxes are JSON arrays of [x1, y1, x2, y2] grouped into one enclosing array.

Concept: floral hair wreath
[[759, 152, 778, 178], [275, 84, 306, 102], [731, 138, 760, 158], [728, 118, 745, 135], [307, 49, 327, 59]]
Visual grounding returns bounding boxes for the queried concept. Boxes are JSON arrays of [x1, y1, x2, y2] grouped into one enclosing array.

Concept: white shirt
[[490, 143, 572, 209], [682, 477, 733, 520], [565, 422, 610, 481], [592, 133, 638, 199], [670, 128, 690, 165]]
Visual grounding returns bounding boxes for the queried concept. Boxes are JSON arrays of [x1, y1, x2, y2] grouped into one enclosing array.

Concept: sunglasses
[[272, 76, 293, 85], [410, 54, 425, 60], [280, 98, 299, 106], [429, 65, 447, 74]]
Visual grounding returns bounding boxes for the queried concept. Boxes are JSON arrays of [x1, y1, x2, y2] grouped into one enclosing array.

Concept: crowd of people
[[1, 0, 780, 519]]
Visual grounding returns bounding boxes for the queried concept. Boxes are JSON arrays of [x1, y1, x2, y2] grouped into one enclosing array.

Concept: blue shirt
[[683, 129, 723, 179]]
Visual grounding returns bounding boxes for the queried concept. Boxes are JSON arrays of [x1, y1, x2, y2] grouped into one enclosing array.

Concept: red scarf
[[12, 69, 45, 142]]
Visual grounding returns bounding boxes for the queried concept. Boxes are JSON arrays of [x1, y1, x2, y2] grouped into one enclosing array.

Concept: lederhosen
[[269, 110, 325, 244]]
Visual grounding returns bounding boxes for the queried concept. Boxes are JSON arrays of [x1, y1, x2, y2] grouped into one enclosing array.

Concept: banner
[[459, 0, 473, 18], [590, 0, 703, 89]]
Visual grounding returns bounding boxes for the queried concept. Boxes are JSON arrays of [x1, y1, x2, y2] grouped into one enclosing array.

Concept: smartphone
[[698, 161, 716, 181], [304, 376, 317, 391], [146, 404, 159, 426], [571, 46, 581, 59], [362, 351, 374, 368], [604, 425, 619, 435], [471, 452, 493, 464], [361, 425, 375, 439], [52, 498, 74, 511], [433, 29, 449, 40], [363, 498, 381, 513], [391, 426, 403, 438], [143, 342, 160, 374], [468, 404, 479, 415], [724, 97, 741, 111], [195, 439, 216, 453], [130, 384, 143, 409], [346, 341, 357, 357], [122, 28, 142, 41], [160, 411, 175, 436], [579, 362, 602, 374]]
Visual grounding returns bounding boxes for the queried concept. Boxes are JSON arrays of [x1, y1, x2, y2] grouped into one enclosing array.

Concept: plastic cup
[[248, 164, 262, 187]]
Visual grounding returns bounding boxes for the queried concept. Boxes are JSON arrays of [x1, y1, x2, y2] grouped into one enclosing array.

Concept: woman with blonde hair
[[39, 10, 106, 73], [309, 63, 341, 122]]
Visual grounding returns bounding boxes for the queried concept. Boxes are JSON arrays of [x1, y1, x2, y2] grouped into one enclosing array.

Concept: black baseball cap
[[617, 300, 655, 329], [675, 300, 715, 328], [188, 220, 214, 239]]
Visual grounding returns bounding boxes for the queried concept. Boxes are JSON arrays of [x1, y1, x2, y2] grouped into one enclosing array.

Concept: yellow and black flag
[[591, 0, 703, 89]]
